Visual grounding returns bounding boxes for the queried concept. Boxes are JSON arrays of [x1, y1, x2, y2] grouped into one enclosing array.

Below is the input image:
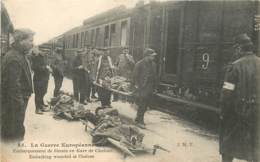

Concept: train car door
[[161, 3, 184, 84], [131, 5, 148, 61]]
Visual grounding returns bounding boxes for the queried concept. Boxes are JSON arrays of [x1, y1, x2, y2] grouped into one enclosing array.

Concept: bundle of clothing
[[50, 91, 89, 121], [85, 108, 144, 149]]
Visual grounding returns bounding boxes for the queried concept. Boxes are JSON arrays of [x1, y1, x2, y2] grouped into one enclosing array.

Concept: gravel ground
[[1, 76, 247, 162]]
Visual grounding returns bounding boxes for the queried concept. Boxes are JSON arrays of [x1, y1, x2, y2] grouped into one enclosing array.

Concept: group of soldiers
[[0, 28, 158, 142], [1, 28, 259, 162], [70, 45, 157, 130]]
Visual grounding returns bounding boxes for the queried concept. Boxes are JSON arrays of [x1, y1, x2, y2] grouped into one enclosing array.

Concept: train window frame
[[76, 33, 79, 48], [95, 28, 100, 47], [120, 20, 128, 46], [84, 31, 88, 47], [110, 23, 116, 34], [80, 32, 84, 48], [91, 29, 95, 46], [104, 25, 110, 47]]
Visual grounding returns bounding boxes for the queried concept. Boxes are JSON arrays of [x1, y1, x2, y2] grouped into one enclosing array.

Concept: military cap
[[122, 46, 129, 50], [144, 48, 157, 57], [31, 46, 40, 54], [234, 33, 252, 46], [13, 28, 34, 42]]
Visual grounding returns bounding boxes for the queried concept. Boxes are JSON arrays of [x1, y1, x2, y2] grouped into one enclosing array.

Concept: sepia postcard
[[1, 0, 260, 162]]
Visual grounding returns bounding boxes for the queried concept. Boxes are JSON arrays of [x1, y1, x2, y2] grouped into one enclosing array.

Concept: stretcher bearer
[[51, 48, 66, 97], [31, 47, 51, 114], [83, 45, 96, 101], [72, 49, 89, 105], [113, 46, 135, 101], [219, 34, 260, 162], [96, 48, 114, 108], [133, 48, 158, 129]]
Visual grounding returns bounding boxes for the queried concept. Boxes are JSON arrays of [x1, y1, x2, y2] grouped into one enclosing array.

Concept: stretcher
[[80, 118, 170, 158], [93, 81, 133, 97]]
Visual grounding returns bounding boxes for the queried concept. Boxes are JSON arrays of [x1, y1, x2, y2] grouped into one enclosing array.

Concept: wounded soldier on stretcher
[[49, 91, 90, 120], [84, 108, 144, 148]]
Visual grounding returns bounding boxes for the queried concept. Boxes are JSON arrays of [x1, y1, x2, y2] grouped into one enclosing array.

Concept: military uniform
[[72, 53, 89, 104], [51, 53, 65, 97], [1, 46, 33, 141], [31, 53, 50, 112], [133, 54, 157, 125], [87, 49, 97, 99], [116, 53, 135, 80], [220, 52, 260, 162], [97, 55, 113, 107]]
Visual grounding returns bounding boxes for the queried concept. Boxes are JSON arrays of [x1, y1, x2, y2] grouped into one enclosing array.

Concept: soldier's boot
[[41, 106, 50, 112], [134, 117, 146, 129], [222, 154, 233, 162], [135, 121, 146, 129], [35, 109, 44, 115]]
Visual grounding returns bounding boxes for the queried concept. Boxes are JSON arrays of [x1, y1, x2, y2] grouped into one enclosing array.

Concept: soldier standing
[[219, 34, 260, 162], [116, 47, 135, 80], [133, 48, 158, 129], [96, 48, 114, 108], [113, 47, 135, 101], [51, 48, 65, 97], [1, 29, 34, 142], [72, 49, 88, 105], [31, 48, 51, 114]]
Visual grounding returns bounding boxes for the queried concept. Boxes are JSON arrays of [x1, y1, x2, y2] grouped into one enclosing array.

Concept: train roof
[[82, 5, 132, 28], [1, 2, 14, 32]]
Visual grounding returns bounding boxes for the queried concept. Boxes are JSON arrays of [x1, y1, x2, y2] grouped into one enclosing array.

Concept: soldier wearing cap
[[219, 33, 260, 162], [72, 49, 88, 104], [83, 45, 96, 101], [31, 47, 51, 114], [1, 28, 34, 141], [115, 46, 135, 79], [133, 48, 158, 129], [113, 47, 135, 101]]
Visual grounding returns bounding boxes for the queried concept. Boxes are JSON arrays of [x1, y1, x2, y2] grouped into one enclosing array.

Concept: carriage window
[[76, 33, 79, 48], [73, 34, 76, 48], [95, 28, 100, 46], [111, 24, 116, 34], [223, 1, 255, 42], [104, 25, 109, 47], [81, 32, 84, 48], [198, 2, 221, 43], [91, 29, 95, 46], [121, 21, 127, 46], [69, 36, 71, 48], [84, 31, 88, 46], [110, 23, 117, 46]]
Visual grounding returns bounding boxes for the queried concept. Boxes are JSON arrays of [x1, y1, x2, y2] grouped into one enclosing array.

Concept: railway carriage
[[1, 2, 14, 57], [45, 0, 260, 111]]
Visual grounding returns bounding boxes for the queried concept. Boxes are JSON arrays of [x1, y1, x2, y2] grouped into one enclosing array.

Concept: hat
[[234, 33, 253, 47], [12, 28, 34, 42], [144, 48, 157, 57]]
